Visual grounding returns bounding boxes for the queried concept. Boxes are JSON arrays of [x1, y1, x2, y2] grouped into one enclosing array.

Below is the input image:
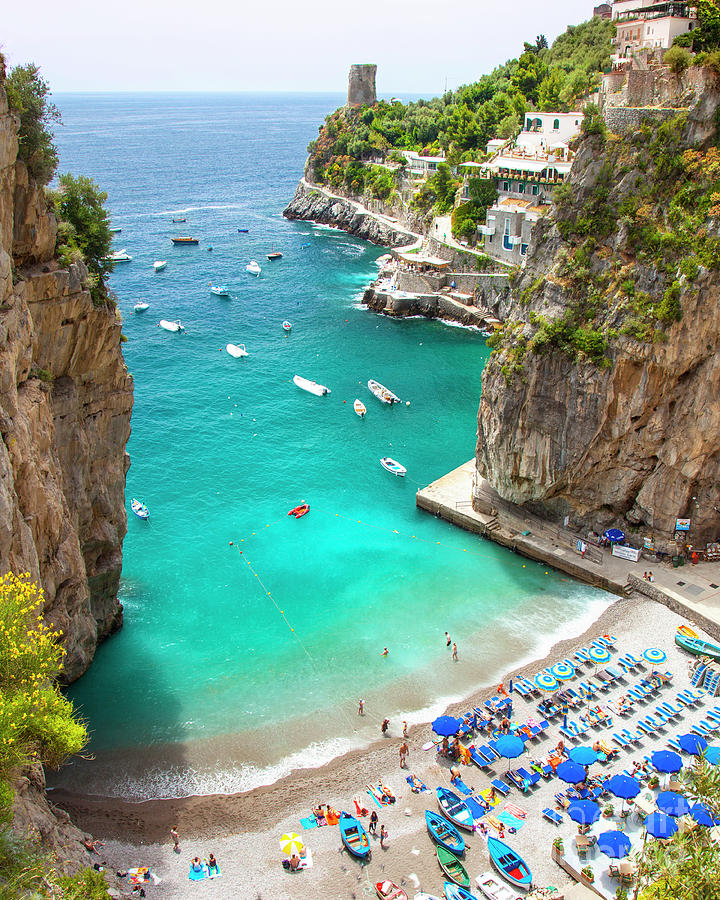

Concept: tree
[[664, 46, 693, 75], [674, 0, 720, 50], [430, 163, 460, 213], [536, 34, 549, 51], [5, 64, 61, 185], [51, 174, 113, 278]]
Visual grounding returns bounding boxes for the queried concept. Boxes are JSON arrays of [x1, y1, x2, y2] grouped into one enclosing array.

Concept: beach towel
[[451, 776, 473, 796], [207, 865, 222, 879], [504, 802, 526, 819], [353, 796, 369, 816], [367, 783, 394, 806], [466, 795, 489, 822], [300, 816, 318, 830], [406, 775, 427, 793], [478, 787, 501, 809], [484, 815, 506, 835], [128, 868, 150, 886], [497, 810, 524, 831], [188, 863, 207, 882]]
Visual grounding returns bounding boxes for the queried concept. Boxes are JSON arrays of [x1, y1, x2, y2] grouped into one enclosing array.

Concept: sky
[[3, 0, 596, 94]]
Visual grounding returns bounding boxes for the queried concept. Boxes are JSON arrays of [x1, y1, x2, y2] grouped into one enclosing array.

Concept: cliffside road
[[417, 460, 720, 639]]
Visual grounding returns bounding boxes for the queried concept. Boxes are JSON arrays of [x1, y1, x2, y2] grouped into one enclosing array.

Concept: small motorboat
[[293, 375, 330, 396], [238, 228, 249, 233], [171, 236, 199, 245], [380, 457, 406, 477], [288, 504, 310, 519], [172, 217, 187, 223], [282, 321, 292, 332], [109, 226, 122, 233], [436, 847, 469, 887], [153, 260, 167, 272], [134, 302, 150, 313], [339, 812, 371, 860], [475, 872, 523, 900], [675, 631, 720, 662], [486, 837, 532, 891], [246, 260, 262, 276], [368, 379, 401, 404], [226, 343, 248, 358], [354, 399, 366, 418], [210, 284, 230, 296], [444, 886, 481, 900], [437, 788, 474, 832], [376, 881, 408, 900], [267, 250, 283, 261], [158, 320, 185, 333], [105, 249, 132, 262], [425, 811, 465, 856], [131, 498, 149, 520]]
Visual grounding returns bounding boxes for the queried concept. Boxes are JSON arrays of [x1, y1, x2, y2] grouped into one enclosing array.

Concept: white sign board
[[612, 544, 641, 562], [675, 518, 691, 532]]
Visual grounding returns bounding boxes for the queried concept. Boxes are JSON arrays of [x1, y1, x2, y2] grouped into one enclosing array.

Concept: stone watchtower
[[347, 64, 377, 108]]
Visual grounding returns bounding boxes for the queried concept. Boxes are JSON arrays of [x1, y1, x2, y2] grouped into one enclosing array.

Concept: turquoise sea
[[49, 94, 614, 799]]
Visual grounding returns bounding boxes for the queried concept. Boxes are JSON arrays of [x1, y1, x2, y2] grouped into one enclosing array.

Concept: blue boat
[[425, 810, 465, 855], [486, 836, 532, 890], [339, 812, 371, 860], [131, 498, 149, 520], [437, 787, 474, 831], [675, 631, 720, 663], [444, 883, 480, 900]]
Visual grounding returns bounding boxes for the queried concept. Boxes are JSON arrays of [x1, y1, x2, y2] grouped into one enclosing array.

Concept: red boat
[[288, 504, 310, 519]]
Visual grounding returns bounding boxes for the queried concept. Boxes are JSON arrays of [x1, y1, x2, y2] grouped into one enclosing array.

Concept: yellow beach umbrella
[[280, 832, 304, 856]]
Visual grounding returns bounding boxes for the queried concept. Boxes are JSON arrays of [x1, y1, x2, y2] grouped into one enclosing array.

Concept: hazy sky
[[3, 0, 596, 94]]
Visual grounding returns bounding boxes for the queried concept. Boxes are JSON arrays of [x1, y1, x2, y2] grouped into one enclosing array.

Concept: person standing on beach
[[380, 825, 388, 848], [452, 642, 458, 662], [170, 826, 180, 853], [381, 718, 390, 735], [402, 720, 408, 738], [399, 742, 408, 768], [369, 810, 378, 835], [358, 699, 364, 716]]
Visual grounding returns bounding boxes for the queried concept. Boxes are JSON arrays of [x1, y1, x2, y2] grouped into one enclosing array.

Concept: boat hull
[[226, 344, 247, 358], [368, 379, 400, 404], [354, 400, 366, 417], [159, 320, 183, 333], [380, 457, 406, 476], [376, 881, 408, 900], [437, 847, 469, 887], [444, 886, 480, 900], [134, 303, 149, 313], [486, 837, 532, 891], [171, 237, 198, 245], [675, 632, 720, 662], [425, 811, 465, 855], [437, 788, 474, 832], [293, 375, 330, 396], [475, 872, 523, 900], [131, 499, 149, 520], [339, 813, 371, 860]]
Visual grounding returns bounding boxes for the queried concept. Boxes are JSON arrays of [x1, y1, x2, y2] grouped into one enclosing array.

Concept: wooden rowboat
[[436, 846, 469, 887], [444, 886, 481, 900], [475, 871, 523, 900], [425, 810, 465, 855], [376, 881, 408, 900], [339, 812, 371, 860], [675, 631, 720, 662], [486, 837, 532, 891], [437, 787, 474, 831], [354, 399, 366, 418]]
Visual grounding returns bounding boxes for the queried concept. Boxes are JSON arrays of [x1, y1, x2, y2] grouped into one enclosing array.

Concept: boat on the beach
[[425, 811, 465, 855], [339, 812, 371, 860], [158, 320, 185, 333], [354, 399, 366, 418], [210, 284, 230, 296], [172, 217, 187, 223], [171, 236, 199, 245], [130, 498, 149, 520], [475, 872, 523, 900], [246, 260, 262, 276], [376, 881, 408, 900], [368, 379, 401, 404], [486, 838, 532, 891], [444, 886, 481, 900], [226, 343, 248, 358], [105, 249, 132, 262], [436, 788, 474, 832], [437, 847, 469, 887], [677, 625, 699, 638], [283, 321, 292, 332], [288, 504, 309, 519], [415, 894, 443, 900], [675, 631, 720, 662], [153, 260, 167, 272], [134, 302, 150, 313], [380, 457, 406, 477], [293, 374, 330, 396]]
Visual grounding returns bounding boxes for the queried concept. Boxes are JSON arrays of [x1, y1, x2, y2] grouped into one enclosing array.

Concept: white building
[[518, 112, 583, 150], [611, 1, 697, 59], [401, 151, 455, 178]]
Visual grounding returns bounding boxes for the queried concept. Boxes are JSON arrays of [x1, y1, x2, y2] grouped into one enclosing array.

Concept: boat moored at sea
[[210, 284, 230, 296], [172, 217, 187, 223], [226, 343, 248, 358], [675, 631, 720, 662], [267, 250, 283, 261], [158, 320, 185, 333], [288, 503, 310, 519], [171, 236, 199, 245], [380, 457, 406, 477], [293, 374, 330, 396], [354, 399, 366, 418], [486, 837, 532, 891], [246, 260, 262, 276], [134, 302, 150, 313], [109, 226, 122, 233], [153, 260, 167, 271], [104, 249, 132, 262], [131, 498, 149, 520], [339, 812, 371, 859], [475, 872, 523, 900], [437, 788, 474, 831], [368, 379, 401, 404]]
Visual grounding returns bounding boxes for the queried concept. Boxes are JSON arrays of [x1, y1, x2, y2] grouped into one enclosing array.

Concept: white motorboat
[[210, 284, 230, 296], [282, 321, 292, 332], [153, 260, 167, 272], [105, 249, 132, 262], [475, 872, 523, 900], [246, 260, 262, 276], [380, 457, 406, 476], [226, 343, 248, 358], [354, 399, 366, 418], [368, 379, 401, 404], [110, 226, 122, 233], [158, 320, 185, 333], [134, 302, 150, 313], [293, 374, 330, 396], [130, 498, 149, 520]]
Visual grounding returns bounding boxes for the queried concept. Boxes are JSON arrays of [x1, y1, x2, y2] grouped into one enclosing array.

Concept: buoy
[[229, 541, 233, 545], [406, 401, 410, 406]]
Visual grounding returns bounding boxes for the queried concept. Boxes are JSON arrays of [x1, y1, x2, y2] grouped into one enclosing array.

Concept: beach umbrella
[[597, 830, 632, 859], [656, 791, 691, 817], [569, 746, 599, 767], [607, 774, 641, 800], [588, 645, 611, 663], [550, 662, 575, 681], [642, 648, 667, 665], [704, 746, 720, 765], [678, 733, 708, 755], [494, 735, 525, 759], [689, 802, 720, 827], [651, 750, 683, 774], [604, 529, 625, 543], [568, 800, 601, 825], [432, 715, 462, 737], [645, 812, 678, 840], [534, 671, 559, 691], [280, 833, 304, 856], [556, 760, 587, 784]]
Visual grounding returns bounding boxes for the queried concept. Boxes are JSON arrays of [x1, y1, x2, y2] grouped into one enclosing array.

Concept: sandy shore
[[52, 595, 701, 898]]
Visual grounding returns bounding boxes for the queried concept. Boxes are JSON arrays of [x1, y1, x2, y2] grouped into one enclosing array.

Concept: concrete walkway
[[417, 459, 720, 638]]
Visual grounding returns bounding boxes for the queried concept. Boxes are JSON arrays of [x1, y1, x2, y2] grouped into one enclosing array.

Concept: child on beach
[[380, 825, 388, 848], [358, 699, 364, 715]]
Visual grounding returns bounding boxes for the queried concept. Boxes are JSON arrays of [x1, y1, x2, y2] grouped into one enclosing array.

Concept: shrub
[[5, 64, 60, 185], [664, 46, 693, 75], [657, 280, 683, 323]]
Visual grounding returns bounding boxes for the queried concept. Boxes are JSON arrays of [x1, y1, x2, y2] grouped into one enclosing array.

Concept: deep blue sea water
[[48, 94, 614, 799]]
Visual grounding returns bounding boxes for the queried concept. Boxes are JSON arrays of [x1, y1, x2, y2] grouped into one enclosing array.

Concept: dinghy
[[339, 812, 371, 860], [158, 320, 185, 333], [283, 321, 292, 332], [210, 284, 230, 296], [246, 260, 262, 276], [153, 260, 167, 271], [675, 631, 720, 662], [172, 217, 187, 223], [134, 302, 150, 313], [444, 886, 481, 900], [354, 399, 366, 418], [130, 498, 149, 520], [486, 838, 532, 891], [226, 344, 248, 358], [437, 788, 474, 831], [109, 226, 122, 233], [437, 847, 469, 887], [425, 811, 465, 855], [237, 228, 249, 233], [288, 504, 310, 519], [376, 881, 408, 900], [475, 872, 523, 900], [368, 379, 401, 404], [105, 249, 132, 262], [293, 375, 330, 396], [380, 457, 406, 477]]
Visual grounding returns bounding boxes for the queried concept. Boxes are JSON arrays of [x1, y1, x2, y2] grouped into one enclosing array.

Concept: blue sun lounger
[[490, 778, 510, 797], [543, 807, 563, 825]]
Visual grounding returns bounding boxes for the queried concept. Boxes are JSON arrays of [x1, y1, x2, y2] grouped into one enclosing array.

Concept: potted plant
[[552, 836, 564, 854], [648, 775, 659, 789], [603, 802, 614, 817], [616, 889, 629, 900], [581, 865, 595, 883]]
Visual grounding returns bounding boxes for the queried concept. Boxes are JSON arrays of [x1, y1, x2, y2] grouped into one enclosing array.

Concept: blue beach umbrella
[[597, 830, 632, 859], [534, 671, 559, 691], [604, 529, 625, 543], [689, 802, 720, 827], [678, 733, 708, 755], [550, 662, 575, 681], [568, 800, 601, 825], [432, 715, 462, 737], [642, 648, 667, 664], [569, 746, 599, 767], [494, 734, 525, 759], [704, 746, 720, 766], [645, 812, 678, 840], [651, 750, 683, 774], [556, 760, 587, 784], [588, 645, 611, 663], [607, 774, 641, 800], [656, 791, 691, 817]]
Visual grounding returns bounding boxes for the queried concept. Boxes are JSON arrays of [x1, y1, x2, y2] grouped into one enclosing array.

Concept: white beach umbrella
[[280, 832, 304, 856]]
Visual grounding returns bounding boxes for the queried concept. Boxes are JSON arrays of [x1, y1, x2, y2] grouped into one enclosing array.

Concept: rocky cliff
[[477, 80, 720, 549], [0, 88, 133, 680]]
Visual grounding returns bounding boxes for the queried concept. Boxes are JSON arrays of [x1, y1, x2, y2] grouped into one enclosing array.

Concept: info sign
[[675, 518, 691, 532]]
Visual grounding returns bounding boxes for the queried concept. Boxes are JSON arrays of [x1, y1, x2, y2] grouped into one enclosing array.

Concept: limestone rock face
[[0, 84, 133, 680], [348, 64, 377, 108]]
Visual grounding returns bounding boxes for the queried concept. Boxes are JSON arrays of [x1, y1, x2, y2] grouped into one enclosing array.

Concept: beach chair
[[468, 747, 493, 769], [490, 778, 510, 797], [564, 688, 584, 705], [516, 766, 541, 787], [645, 714, 666, 730], [619, 656, 639, 674], [627, 687, 647, 703], [543, 807, 563, 826], [636, 721, 655, 737], [574, 648, 593, 665], [606, 665, 625, 680], [651, 709, 670, 727], [657, 702, 678, 720], [594, 669, 614, 686], [668, 737, 684, 753], [612, 732, 630, 749], [621, 728, 642, 744], [688, 687, 708, 700], [691, 722, 713, 738], [706, 710, 720, 728], [530, 761, 553, 778], [477, 743, 500, 761], [589, 676, 610, 693], [513, 681, 531, 698], [626, 652, 645, 667], [578, 682, 597, 700]]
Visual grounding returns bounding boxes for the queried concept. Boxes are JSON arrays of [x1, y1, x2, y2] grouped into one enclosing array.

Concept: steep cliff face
[[0, 88, 133, 681], [477, 81, 720, 547]]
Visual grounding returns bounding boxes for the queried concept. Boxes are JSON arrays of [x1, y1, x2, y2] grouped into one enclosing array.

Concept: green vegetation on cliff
[[5, 64, 60, 186]]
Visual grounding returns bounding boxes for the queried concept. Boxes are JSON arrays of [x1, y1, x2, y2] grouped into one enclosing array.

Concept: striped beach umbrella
[[588, 645, 611, 663], [280, 832, 304, 856], [534, 670, 559, 691], [678, 733, 707, 755], [550, 662, 575, 681], [642, 648, 667, 664]]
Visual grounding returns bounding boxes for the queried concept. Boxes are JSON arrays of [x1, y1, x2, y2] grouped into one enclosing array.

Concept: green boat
[[436, 846, 469, 887], [675, 631, 720, 662]]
